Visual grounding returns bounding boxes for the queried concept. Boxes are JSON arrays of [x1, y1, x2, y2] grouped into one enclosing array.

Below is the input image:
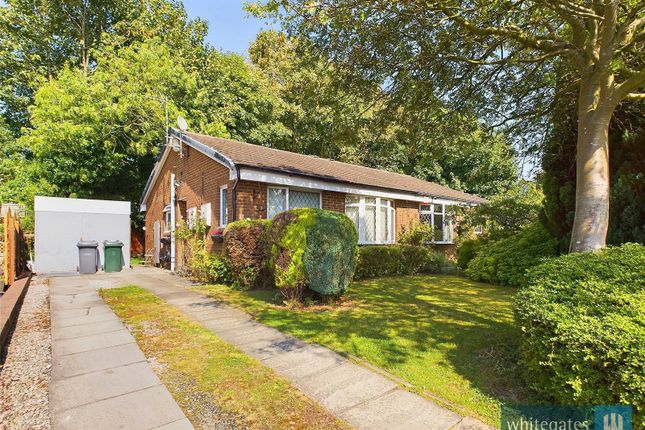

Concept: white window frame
[[419, 203, 454, 244], [345, 195, 395, 245], [267, 186, 322, 218], [219, 185, 228, 227], [163, 205, 171, 233]]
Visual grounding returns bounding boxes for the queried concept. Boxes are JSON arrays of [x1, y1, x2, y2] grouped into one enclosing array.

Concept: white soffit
[[238, 167, 464, 205], [35, 196, 131, 215]]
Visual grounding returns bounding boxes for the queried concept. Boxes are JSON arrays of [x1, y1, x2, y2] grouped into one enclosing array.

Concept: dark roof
[[183, 130, 487, 204]]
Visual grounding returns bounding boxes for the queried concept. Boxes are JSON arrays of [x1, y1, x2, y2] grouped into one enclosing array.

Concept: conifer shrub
[[269, 208, 358, 300]]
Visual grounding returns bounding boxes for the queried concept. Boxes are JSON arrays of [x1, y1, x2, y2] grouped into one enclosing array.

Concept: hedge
[[269, 208, 358, 299], [223, 219, 271, 289], [515, 243, 645, 427], [354, 244, 445, 280], [465, 222, 558, 287]]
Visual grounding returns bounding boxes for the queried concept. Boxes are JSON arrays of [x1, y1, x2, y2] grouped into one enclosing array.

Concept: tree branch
[[626, 93, 645, 101], [613, 69, 645, 104]]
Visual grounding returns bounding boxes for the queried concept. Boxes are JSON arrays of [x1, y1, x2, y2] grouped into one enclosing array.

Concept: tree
[[254, 0, 645, 252], [542, 84, 645, 250], [249, 30, 518, 197]]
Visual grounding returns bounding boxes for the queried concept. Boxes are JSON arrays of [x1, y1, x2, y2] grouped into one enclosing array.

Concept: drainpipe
[[230, 166, 241, 222], [170, 173, 176, 272]]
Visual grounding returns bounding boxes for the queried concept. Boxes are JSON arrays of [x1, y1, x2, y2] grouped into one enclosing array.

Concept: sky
[[182, 1, 274, 56]]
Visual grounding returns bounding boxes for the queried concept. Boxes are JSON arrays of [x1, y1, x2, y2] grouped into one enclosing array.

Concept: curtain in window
[[268, 188, 287, 218]]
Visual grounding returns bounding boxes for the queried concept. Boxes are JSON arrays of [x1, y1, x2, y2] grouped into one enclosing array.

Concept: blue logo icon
[[595, 406, 632, 430]]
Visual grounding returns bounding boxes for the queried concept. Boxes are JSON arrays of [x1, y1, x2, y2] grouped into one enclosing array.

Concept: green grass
[[195, 275, 538, 425], [101, 286, 350, 430], [130, 256, 142, 266]]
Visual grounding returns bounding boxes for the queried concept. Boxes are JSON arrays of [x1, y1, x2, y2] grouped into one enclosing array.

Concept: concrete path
[[98, 267, 490, 430], [48, 275, 194, 430]]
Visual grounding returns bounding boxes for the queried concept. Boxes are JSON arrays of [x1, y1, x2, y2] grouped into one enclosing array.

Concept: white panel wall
[[34, 196, 131, 274]]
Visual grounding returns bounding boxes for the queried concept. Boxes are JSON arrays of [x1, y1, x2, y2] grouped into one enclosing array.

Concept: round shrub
[[515, 243, 645, 427], [465, 222, 558, 286], [269, 208, 358, 299], [223, 219, 271, 289]]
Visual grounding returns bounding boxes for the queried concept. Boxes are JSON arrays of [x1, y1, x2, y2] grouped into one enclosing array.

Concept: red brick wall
[[394, 200, 420, 241], [234, 180, 267, 220], [322, 191, 346, 212], [144, 145, 232, 267]]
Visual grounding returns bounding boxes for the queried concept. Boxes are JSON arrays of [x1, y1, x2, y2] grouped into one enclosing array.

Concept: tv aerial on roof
[[177, 116, 188, 131]]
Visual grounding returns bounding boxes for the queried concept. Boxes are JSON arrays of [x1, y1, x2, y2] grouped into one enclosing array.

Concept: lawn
[[195, 275, 537, 425], [101, 286, 349, 430]]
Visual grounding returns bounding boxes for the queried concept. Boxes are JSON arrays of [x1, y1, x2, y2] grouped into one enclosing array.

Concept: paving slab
[[52, 310, 119, 328], [51, 328, 134, 357], [47, 275, 194, 430], [50, 361, 162, 412], [51, 318, 125, 340], [51, 343, 147, 380], [110, 267, 483, 430], [340, 389, 461, 430], [50, 385, 187, 430]]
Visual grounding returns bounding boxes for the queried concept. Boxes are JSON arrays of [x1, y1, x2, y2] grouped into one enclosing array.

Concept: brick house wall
[[394, 200, 420, 241], [145, 144, 462, 267], [144, 145, 232, 265]]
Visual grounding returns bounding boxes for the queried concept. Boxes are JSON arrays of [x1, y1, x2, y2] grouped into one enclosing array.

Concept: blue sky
[[182, 1, 274, 56]]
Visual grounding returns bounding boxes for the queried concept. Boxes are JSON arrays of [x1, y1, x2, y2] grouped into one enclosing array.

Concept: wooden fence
[[2, 209, 28, 288]]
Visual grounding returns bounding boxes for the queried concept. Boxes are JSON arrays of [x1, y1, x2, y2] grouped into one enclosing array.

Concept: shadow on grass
[[198, 275, 539, 422]]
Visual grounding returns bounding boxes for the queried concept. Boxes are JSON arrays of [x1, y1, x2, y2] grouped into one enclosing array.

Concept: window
[[420, 204, 453, 243], [345, 196, 395, 244], [220, 186, 228, 226], [163, 205, 171, 233], [187, 206, 198, 228], [267, 187, 321, 218]]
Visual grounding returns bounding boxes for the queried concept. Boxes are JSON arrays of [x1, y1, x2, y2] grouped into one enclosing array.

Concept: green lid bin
[[103, 240, 124, 272]]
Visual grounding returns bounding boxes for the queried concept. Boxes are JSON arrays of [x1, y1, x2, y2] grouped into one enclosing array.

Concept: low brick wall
[[0, 274, 32, 351]]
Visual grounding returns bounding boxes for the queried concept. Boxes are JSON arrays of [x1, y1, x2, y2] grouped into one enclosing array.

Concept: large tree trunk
[[569, 86, 614, 253]]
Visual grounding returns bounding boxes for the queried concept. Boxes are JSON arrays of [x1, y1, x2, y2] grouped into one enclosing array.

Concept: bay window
[[419, 203, 453, 243], [345, 196, 395, 244], [267, 187, 321, 218]]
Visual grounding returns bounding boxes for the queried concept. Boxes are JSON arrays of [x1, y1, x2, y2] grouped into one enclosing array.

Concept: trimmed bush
[[515, 244, 645, 427], [269, 208, 358, 299], [224, 219, 271, 289], [354, 245, 445, 280], [465, 222, 558, 286]]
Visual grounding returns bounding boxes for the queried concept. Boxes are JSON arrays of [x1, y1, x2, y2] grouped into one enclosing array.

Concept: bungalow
[[140, 128, 486, 270]]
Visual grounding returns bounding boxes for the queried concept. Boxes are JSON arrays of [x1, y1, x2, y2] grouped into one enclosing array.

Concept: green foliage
[[302, 210, 358, 296], [455, 181, 544, 241], [456, 239, 481, 270], [269, 208, 358, 300], [248, 30, 517, 198], [514, 244, 645, 427], [188, 246, 232, 285], [224, 219, 272, 290], [399, 223, 434, 246], [465, 223, 558, 287], [354, 245, 446, 280]]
